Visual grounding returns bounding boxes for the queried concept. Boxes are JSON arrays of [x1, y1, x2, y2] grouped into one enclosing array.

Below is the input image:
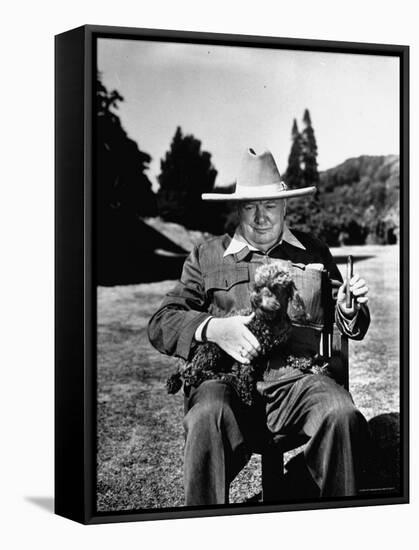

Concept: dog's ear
[[250, 289, 260, 311], [286, 280, 296, 301]]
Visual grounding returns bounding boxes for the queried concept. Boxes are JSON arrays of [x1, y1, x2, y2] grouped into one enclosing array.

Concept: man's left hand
[[337, 273, 369, 318]]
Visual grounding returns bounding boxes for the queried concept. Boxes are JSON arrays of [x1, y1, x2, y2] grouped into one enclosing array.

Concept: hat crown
[[237, 148, 282, 188], [201, 147, 316, 201]]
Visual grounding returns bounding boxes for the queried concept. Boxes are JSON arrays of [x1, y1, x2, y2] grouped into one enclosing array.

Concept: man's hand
[[337, 273, 369, 318], [206, 314, 261, 364]]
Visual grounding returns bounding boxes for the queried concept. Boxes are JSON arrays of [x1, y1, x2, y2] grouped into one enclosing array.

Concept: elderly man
[[148, 148, 370, 506]]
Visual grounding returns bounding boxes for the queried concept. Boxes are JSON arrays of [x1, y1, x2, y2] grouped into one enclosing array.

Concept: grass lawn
[[96, 244, 400, 511]]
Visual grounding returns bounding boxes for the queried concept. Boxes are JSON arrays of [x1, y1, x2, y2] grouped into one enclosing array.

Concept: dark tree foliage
[[285, 111, 321, 239], [157, 127, 219, 231], [285, 119, 304, 189], [96, 76, 163, 285], [301, 109, 319, 187], [96, 76, 156, 218]]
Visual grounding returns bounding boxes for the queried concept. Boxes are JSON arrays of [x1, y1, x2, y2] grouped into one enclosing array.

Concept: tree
[[96, 75, 156, 219], [285, 119, 304, 189], [285, 111, 322, 240], [157, 127, 218, 230], [95, 75, 158, 284], [301, 109, 319, 187]]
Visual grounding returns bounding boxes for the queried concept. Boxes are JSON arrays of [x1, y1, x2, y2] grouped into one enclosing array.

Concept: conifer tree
[[301, 109, 319, 187], [285, 119, 303, 189]]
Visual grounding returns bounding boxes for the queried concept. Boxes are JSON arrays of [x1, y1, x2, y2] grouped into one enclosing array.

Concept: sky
[[98, 38, 399, 190]]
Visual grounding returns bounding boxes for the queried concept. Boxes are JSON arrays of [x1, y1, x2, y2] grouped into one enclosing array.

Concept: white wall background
[[1, 1, 416, 548]]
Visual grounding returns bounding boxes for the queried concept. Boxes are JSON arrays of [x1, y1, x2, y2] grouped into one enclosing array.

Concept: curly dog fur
[[166, 263, 330, 406]]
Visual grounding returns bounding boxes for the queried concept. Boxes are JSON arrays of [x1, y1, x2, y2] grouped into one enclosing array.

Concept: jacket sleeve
[[322, 243, 371, 341], [335, 302, 370, 340], [147, 245, 212, 360]]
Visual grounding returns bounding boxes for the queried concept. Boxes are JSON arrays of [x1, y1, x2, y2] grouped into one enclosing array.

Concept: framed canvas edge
[[80, 23, 410, 54], [400, 43, 410, 505], [55, 25, 89, 524], [84, 495, 409, 525], [55, 24, 410, 525]]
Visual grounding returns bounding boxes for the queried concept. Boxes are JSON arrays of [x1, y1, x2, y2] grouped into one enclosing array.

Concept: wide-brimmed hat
[[202, 148, 316, 201]]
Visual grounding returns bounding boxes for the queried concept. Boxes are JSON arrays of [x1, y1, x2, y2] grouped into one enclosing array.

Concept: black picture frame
[[55, 24, 409, 524]]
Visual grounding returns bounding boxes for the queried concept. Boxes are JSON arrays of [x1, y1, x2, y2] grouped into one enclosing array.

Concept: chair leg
[[261, 448, 285, 502]]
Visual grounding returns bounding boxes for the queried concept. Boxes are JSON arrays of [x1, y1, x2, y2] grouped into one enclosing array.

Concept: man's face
[[238, 199, 286, 252]]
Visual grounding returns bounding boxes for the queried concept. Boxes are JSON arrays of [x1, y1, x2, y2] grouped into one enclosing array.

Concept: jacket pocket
[[204, 266, 249, 291]]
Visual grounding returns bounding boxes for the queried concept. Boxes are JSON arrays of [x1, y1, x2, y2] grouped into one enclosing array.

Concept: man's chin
[[251, 232, 276, 243], [240, 226, 282, 249]]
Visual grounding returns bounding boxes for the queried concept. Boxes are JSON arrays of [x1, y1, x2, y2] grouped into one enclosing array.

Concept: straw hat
[[202, 148, 316, 201]]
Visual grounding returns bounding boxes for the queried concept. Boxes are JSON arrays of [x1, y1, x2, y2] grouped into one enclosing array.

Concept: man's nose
[[255, 206, 267, 224]]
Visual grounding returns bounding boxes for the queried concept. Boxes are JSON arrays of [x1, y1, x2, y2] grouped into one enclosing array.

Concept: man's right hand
[[206, 314, 261, 364]]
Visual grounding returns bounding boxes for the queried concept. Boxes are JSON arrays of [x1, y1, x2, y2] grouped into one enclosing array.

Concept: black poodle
[[166, 263, 329, 406]]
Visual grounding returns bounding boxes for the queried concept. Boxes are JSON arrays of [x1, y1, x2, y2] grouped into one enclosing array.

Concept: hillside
[[143, 217, 213, 252], [320, 154, 399, 194], [286, 154, 400, 246], [321, 154, 399, 245]]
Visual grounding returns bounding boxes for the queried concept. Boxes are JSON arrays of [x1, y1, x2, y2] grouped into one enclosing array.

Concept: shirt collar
[[223, 224, 306, 257]]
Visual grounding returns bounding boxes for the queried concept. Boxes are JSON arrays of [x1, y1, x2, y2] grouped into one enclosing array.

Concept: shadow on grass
[[365, 412, 400, 493], [97, 218, 187, 286]]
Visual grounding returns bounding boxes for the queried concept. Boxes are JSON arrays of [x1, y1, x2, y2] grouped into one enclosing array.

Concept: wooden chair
[[259, 326, 349, 502]]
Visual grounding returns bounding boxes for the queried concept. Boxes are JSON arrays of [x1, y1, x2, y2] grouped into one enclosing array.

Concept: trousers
[[183, 373, 369, 505]]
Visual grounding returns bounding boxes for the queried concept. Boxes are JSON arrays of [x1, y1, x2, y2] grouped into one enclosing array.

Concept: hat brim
[[202, 186, 317, 201]]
